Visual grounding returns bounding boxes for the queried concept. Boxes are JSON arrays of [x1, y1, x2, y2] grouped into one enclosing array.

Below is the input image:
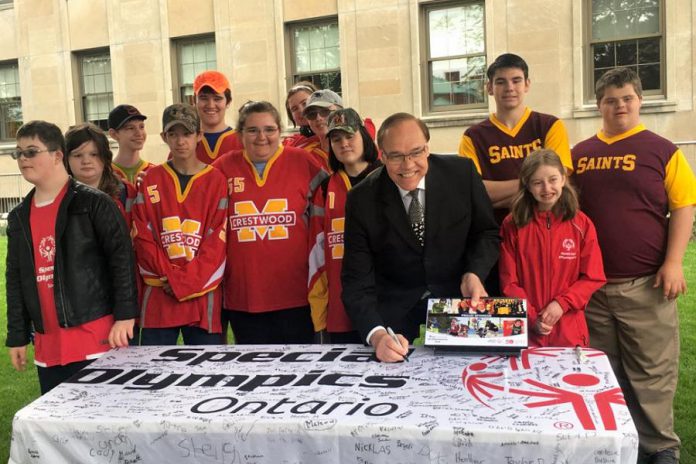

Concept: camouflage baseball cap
[[327, 108, 363, 136], [161, 104, 200, 133]]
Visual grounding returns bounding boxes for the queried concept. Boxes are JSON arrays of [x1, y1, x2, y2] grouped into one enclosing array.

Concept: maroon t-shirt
[[572, 127, 675, 278]]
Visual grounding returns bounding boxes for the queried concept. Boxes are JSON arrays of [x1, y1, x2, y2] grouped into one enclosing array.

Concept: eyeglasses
[[243, 126, 279, 137], [304, 108, 332, 121], [11, 148, 53, 160], [383, 146, 427, 164]]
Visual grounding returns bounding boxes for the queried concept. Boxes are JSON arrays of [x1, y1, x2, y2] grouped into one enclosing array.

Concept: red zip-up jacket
[[499, 209, 606, 347]]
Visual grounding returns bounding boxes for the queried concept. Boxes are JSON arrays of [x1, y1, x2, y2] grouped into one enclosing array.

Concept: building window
[[175, 36, 217, 105], [0, 61, 22, 140], [588, 0, 663, 96], [288, 19, 341, 94], [78, 51, 113, 131], [423, 1, 486, 112]]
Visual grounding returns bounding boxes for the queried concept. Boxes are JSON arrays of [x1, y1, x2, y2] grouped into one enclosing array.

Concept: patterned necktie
[[408, 189, 424, 246]]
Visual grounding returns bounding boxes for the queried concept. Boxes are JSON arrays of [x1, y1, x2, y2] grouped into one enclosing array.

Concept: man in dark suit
[[342, 112, 500, 362]]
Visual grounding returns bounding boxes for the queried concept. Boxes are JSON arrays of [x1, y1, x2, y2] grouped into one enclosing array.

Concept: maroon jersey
[[459, 108, 572, 181], [572, 125, 696, 278]]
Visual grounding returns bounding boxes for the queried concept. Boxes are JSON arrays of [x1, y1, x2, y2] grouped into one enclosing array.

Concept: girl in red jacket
[[499, 149, 606, 347]]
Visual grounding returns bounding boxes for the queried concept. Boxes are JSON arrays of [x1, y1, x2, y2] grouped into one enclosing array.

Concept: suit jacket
[[341, 154, 500, 341]]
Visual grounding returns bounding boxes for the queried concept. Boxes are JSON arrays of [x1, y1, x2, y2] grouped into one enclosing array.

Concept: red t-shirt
[[31, 183, 113, 367]]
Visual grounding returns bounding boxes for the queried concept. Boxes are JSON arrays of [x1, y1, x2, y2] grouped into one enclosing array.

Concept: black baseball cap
[[108, 104, 147, 130]]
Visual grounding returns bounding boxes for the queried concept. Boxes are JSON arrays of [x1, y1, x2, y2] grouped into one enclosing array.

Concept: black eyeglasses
[[304, 108, 332, 121], [11, 148, 53, 160]]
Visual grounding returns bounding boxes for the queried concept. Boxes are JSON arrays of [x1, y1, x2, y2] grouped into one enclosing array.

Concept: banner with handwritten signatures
[[10, 345, 638, 464]]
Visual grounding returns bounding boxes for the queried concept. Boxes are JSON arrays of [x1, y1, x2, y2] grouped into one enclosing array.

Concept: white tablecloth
[[10, 345, 638, 463]]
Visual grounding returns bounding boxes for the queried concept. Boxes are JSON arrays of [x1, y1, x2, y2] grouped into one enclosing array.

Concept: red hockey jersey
[[196, 128, 243, 164], [131, 162, 227, 332], [213, 146, 327, 314]]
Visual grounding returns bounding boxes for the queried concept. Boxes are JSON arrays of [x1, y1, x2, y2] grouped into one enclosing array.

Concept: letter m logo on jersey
[[327, 217, 345, 259], [160, 217, 202, 260], [231, 199, 296, 242]]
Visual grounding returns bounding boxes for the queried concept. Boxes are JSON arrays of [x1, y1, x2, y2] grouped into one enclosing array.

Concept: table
[[10, 345, 638, 463]]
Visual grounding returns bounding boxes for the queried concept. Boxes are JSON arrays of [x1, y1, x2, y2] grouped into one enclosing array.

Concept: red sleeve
[[308, 177, 328, 332], [554, 216, 606, 313], [131, 179, 175, 286], [498, 218, 538, 324]]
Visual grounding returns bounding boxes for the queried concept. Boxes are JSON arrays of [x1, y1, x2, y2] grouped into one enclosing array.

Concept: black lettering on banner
[[67, 368, 124, 384], [237, 374, 297, 392], [152, 348, 204, 363], [125, 373, 183, 391], [237, 352, 283, 362], [360, 376, 409, 388], [191, 397, 238, 414], [186, 351, 243, 366]]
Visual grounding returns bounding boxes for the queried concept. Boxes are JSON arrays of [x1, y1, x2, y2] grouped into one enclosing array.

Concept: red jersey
[[499, 210, 606, 347], [31, 183, 113, 367], [309, 171, 353, 332], [196, 127, 243, 164], [292, 135, 330, 172], [131, 162, 227, 332], [213, 146, 327, 313], [572, 125, 696, 278], [283, 132, 310, 148]]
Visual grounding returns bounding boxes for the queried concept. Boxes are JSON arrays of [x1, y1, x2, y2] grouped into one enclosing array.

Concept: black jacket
[[341, 154, 500, 341], [5, 178, 138, 347]]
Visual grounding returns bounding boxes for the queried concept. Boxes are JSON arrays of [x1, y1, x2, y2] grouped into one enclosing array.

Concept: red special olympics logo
[[461, 348, 625, 431]]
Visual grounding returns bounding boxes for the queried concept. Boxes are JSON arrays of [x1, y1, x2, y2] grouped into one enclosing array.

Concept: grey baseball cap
[[304, 89, 343, 110]]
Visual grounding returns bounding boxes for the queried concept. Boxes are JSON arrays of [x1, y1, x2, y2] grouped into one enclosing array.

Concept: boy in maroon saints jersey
[[458, 53, 572, 224], [573, 67, 696, 464], [132, 104, 227, 345]]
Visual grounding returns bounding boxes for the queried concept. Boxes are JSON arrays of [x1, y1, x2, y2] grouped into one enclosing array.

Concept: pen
[[575, 345, 586, 364], [386, 327, 410, 362]]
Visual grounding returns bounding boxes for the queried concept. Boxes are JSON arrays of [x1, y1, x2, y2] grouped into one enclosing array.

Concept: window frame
[[76, 49, 113, 131], [173, 35, 217, 105], [584, 0, 665, 101], [0, 60, 22, 141], [286, 17, 342, 95], [420, 0, 488, 114]]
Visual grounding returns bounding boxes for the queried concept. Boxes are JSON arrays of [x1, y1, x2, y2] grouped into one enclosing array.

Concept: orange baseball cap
[[193, 70, 231, 96]]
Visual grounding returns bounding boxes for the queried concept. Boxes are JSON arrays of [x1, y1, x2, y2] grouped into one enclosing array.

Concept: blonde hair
[[510, 149, 578, 227]]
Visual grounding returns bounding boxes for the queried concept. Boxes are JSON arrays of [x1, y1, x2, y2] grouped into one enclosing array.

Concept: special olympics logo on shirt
[[39, 236, 56, 262], [562, 239, 575, 251], [559, 238, 577, 260]]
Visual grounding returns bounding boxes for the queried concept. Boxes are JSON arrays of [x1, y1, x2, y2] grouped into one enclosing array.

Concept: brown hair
[[236, 101, 282, 133], [595, 67, 643, 105], [510, 149, 578, 227], [376, 112, 430, 149], [285, 81, 319, 127], [64, 123, 121, 198], [197, 86, 233, 104]]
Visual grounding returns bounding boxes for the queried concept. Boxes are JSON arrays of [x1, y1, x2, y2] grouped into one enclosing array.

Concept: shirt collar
[[397, 177, 426, 199]]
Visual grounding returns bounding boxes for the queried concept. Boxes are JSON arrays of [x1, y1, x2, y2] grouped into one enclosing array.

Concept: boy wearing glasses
[[6, 121, 138, 394], [193, 70, 243, 164], [131, 104, 228, 345]]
